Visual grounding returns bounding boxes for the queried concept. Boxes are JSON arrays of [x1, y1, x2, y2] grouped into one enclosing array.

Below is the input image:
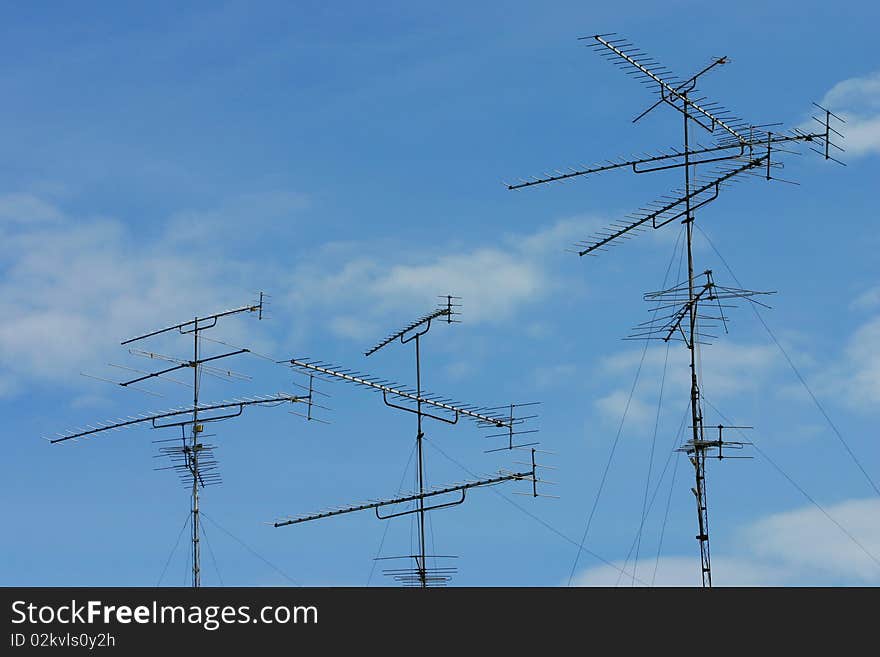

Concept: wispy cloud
[[594, 389, 655, 428], [0, 193, 65, 225], [851, 285, 880, 310], [571, 555, 783, 587], [0, 195, 598, 395], [599, 341, 779, 395], [284, 215, 599, 341], [743, 498, 880, 582], [164, 190, 310, 246], [834, 315, 880, 411], [0, 195, 266, 396]]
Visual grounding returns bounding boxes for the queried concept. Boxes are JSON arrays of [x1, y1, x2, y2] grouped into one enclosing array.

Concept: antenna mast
[[377, 296, 456, 587], [277, 297, 551, 586], [507, 33, 843, 586], [49, 294, 313, 588]]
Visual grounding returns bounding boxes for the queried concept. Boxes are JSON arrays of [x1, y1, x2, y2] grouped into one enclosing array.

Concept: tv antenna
[[47, 294, 315, 587], [275, 296, 552, 587], [506, 33, 844, 587]]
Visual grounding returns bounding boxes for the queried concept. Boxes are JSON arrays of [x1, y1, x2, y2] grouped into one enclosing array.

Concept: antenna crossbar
[[575, 157, 767, 255], [274, 470, 534, 527], [120, 298, 263, 345], [365, 297, 460, 357], [508, 129, 827, 190], [287, 359, 512, 428], [49, 394, 306, 443], [589, 35, 746, 142], [127, 348, 252, 382], [119, 349, 249, 386]]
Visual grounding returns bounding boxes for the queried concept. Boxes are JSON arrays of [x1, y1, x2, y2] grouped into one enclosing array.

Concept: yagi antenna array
[[119, 296, 265, 345], [285, 359, 517, 428], [276, 297, 548, 588], [506, 34, 842, 587], [48, 394, 306, 443], [365, 295, 461, 357], [507, 35, 844, 258], [49, 293, 314, 588], [574, 157, 768, 256], [276, 460, 539, 527], [585, 34, 748, 141]]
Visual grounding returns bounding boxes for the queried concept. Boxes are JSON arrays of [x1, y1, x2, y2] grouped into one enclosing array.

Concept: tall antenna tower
[[275, 296, 551, 587], [47, 295, 314, 587], [507, 34, 844, 586]]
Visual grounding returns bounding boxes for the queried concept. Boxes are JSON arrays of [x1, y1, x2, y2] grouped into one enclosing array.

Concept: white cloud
[[517, 215, 602, 256], [445, 360, 476, 380], [571, 497, 880, 586], [534, 363, 576, 388], [808, 294, 880, 412], [744, 498, 880, 582], [818, 71, 880, 157], [0, 193, 598, 394], [594, 389, 654, 427], [597, 340, 781, 411], [286, 215, 598, 341], [837, 315, 880, 410], [842, 116, 880, 157], [328, 315, 379, 341], [823, 71, 880, 109], [372, 249, 544, 322], [0, 193, 64, 225], [852, 285, 880, 311], [592, 341, 782, 435], [165, 190, 310, 246], [571, 555, 783, 587], [698, 342, 779, 397], [0, 195, 266, 396]]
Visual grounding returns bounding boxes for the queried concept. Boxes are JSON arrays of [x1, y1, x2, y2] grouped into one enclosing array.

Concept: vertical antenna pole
[[415, 333, 427, 588], [683, 92, 712, 588], [825, 109, 830, 160], [191, 317, 201, 588]]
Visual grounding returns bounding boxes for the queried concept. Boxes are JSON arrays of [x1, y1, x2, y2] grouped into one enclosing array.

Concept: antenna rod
[[681, 96, 713, 587], [191, 317, 201, 588], [415, 332, 427, 587]]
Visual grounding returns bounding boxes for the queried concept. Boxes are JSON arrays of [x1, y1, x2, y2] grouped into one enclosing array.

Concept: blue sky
[[1, 1, 879, 586]]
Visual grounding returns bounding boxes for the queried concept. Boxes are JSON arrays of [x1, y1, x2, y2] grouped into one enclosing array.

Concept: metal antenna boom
[[275, 468, 536, 527], [286, 359, 514, 428]]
